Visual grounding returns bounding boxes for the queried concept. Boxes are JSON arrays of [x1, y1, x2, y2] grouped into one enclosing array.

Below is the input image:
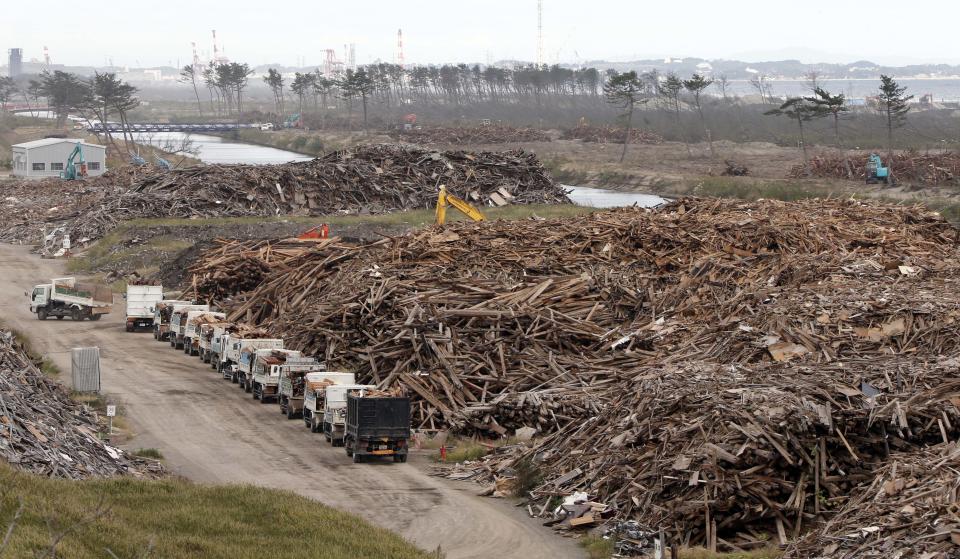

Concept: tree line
[[8, 70, 143, 156]]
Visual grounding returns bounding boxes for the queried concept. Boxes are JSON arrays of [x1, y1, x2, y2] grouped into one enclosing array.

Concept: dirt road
[[0, 244, 582, 559]]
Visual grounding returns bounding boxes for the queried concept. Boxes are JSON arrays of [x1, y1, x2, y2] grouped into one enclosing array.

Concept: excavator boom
[[435, 185, 485, 225]]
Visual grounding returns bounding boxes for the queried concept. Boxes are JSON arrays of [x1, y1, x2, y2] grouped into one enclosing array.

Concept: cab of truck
[[321, 382, 373, 446], [29, 285, 50, 312]]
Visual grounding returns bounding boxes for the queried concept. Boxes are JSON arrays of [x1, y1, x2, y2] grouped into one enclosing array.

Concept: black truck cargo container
[[344, 394, 411, 463]]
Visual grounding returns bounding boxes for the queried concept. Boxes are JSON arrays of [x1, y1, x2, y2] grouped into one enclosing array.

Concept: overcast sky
[[5, 0, 960, 68]]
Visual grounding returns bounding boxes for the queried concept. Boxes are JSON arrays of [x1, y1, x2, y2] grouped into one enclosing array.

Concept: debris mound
[[562, 124, 664, 145], [391, 126, 551, 145], [190, 197, 960, 552], [0, 331, 161, 479], [789, 150, 960, 185], [721, 160, 749, 176], [785, 445, 960, 558], [1, 145, 569, 247], [189, 237, 337, 303]]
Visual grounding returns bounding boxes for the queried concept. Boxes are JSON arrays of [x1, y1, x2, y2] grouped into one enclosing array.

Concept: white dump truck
[[222, 337, 283, 383], [169, 305, 210, 349], [182, 311, 226, 356], [209, 324, 236, 371], [275, 358, 326, 419], [199, 322, 232, 364], [125, 284, 163, 332], [243, 348, 303, 400], [152, 300, 192, 341], [30, 277, 112, 321], [299, 371, 359, 431], [322, 383, 375, 446]]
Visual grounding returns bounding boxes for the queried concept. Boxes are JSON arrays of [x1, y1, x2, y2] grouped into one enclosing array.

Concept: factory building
[[11, 139, 107, 178]]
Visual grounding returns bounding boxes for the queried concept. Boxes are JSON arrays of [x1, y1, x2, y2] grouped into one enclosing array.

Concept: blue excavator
[[61, 142, 88, 180], [866, 153, 892, 185]]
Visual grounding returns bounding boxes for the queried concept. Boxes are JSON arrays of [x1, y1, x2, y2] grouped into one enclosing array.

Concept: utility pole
[[537, 0, 544, 67]]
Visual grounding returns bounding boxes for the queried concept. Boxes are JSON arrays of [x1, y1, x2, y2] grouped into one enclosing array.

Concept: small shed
[[11, 138, 107, 178]]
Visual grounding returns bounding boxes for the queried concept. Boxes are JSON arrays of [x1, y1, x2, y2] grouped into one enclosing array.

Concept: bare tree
[[179, 64, 203, 116], [714, 74, 730, 101]]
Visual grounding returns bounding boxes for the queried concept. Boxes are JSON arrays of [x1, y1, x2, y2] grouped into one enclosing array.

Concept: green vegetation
[[0, 462, 430, 559], [131, 448, 164, 460], [686, 177, 838, 202], [579, 535, 615, 559], [68, 233, 192, 275]]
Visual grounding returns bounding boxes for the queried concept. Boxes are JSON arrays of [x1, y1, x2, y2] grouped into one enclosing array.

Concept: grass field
[[66, 203, 597, 277], [0, 462, 432, 559]]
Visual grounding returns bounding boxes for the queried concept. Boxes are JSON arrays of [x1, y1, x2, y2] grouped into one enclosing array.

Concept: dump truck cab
[[247, 348, 303, 401], [224, 338, 283, 383], [183, 311, 226, 357], [299, 372, 357, 433], [152, 300, 192, 341]]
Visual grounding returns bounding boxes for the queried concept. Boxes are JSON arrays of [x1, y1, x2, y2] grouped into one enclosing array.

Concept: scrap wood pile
[[38, 144, 568, 250], [0, 331, 161, 479], [786, 444, 960, 558], [789, 150, 960, 185], [0, 165, 162, 245], [562, 124, 664, 145], [188, 237, 344, 304], [193, 196, 960, 553], [391, 126, 551, 145], [463, 358, 960, 553], [210, 197, 960, 430]]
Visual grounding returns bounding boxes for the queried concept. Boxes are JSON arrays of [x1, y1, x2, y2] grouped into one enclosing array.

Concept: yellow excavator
[[435, 185, 485, 225]]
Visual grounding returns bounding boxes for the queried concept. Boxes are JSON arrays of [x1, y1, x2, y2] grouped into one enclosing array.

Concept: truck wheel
[[393, 454, 407, 463], [253, 386, 260, 400], [90, 314, 101, 321], [56, 316, 63, 320], [353, 453, 363, 463], [71, 309, 82, 321], [286, 405, 295, 419], [345, 440, 354, 457], [37, 310, 48, 320], [244, 381, 252, 393]]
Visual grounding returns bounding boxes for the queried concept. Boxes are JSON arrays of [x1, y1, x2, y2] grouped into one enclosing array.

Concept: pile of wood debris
[[390, 126, 551, 145], [562, 124, 664, 145], [0, 144, 569, 249], [189, 197, 960, 553], [0, 331, 161, 479], [789, 150, 960, 185]]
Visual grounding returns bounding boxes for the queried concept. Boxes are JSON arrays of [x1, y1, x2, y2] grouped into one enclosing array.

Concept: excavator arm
[[435, 185, 485, 225]]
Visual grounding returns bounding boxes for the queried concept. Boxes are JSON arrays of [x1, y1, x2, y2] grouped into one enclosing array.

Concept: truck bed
[[346, 396, 411, 440]]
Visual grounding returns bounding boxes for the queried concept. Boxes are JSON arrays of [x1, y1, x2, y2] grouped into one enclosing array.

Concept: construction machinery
[[435, 185, 485, 226], [298, 224, 329, 239], [866, 153, 892, 185], [61, 142, 88, 180]]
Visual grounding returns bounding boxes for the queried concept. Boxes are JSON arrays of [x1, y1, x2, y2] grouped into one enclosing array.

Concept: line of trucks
[[153, 299, 412, 463], [28, 280, 412, 462]]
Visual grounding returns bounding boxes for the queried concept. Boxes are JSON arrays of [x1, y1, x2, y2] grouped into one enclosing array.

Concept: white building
[[11, 139, 107, 179]]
